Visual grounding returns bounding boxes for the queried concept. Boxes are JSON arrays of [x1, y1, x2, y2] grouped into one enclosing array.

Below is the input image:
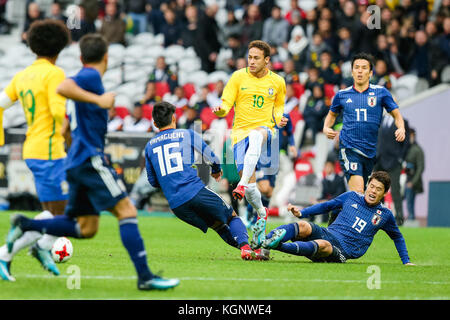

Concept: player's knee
[[314, 240, 333, 257], [296, 221, 312, 239], [112, 197, 137, 220], [80, 225, 98, 238]]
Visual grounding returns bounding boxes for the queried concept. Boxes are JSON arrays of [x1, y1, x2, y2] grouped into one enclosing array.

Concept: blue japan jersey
[[145, 128, 221, 209], [65, 67, 107, 170], [301, 191, 410, 263], [330, 84, 398, 158]]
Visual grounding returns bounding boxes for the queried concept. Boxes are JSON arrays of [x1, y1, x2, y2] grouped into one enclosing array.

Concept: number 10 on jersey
[[153, 142, 183, 176]]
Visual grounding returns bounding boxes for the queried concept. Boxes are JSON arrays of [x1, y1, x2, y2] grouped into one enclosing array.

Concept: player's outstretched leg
[[30, 243, 60, 276], [0, 260, 15, 281], [262, 228, 287, 249]]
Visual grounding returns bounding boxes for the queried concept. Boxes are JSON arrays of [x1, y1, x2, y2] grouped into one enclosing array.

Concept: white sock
[[239, 130, 264, 186], [0, 210, 54, 262], [245, 183, 267, 218], [36, 234, 58, 251]]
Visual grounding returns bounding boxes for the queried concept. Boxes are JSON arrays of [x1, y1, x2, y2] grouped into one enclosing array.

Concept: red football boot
[[232, 184, 246, 200], [240, 244, 253, 260]]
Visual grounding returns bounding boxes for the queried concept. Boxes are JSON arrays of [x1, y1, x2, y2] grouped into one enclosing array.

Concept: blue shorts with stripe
[[64, 155, 127, 218], [339, 148, 375, 185], [171, 186, 234, 233], [304, 222, 349, 261], [25, 158, 69, 202], [233, 127, 279, 175]]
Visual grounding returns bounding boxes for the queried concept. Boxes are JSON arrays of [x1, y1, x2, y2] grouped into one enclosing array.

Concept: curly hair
[[27, 19, 70, 58], [248, 40, 271, 58]]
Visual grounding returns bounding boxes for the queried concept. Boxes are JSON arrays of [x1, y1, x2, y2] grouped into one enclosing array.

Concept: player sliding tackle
[[213, 40, 288, 250], [145, 101, 266, 260], [262, 171, 415, 265]]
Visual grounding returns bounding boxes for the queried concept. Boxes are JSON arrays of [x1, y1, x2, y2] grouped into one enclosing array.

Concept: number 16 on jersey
[[153, 142, 183, 176]]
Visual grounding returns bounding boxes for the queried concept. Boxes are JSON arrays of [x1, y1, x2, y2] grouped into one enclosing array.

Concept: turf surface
[[0, 211, 449, 300]]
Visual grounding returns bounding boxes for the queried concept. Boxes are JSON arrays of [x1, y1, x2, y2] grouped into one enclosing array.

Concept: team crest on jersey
[[350, 162, 358, 171], [371, 210, 382, 225], [268, 88, 274, 96], [368, 96, 377, 107]]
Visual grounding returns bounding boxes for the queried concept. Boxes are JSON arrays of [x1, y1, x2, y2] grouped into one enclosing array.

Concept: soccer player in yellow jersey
[[0, 20, 114, 281], [213, 40, 288, 250]]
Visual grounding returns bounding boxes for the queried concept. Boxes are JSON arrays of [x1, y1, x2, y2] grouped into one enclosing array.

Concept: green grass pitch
[[0, 211, 449, 300]]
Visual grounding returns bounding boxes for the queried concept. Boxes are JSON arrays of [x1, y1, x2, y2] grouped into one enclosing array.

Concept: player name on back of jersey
[[150, 131, 185, 145]]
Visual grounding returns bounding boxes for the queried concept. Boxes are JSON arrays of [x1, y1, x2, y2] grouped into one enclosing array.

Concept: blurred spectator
[[189, 85, 209, 116], [317, 18, 338, 55], [107, 107, 124, 132], [404, 128, 425, 222], [284, 83, 299, 114], [195, 3, 221, 73], [371, 59, 392, 89], [0, 0, 11, 34], [206, 80, 225, 109], [22, 2, 44, 43], [48, 2, 67, 24], [100, 1, 127, 45], [316, 159, 346, 203], [438, 17, 450, 67], [140, 82, 160, 105], [374, 34, 392, 70], [262, 5, 289, 48], [166, 86, 188, 109], [353, 9, 379, 54], [161, 8, 183, 47], [279, 59, 300, 84], [337, 26, 353, 63], [123, 104, 152, 132], [287, 25, 309, 71], [285, 0, 306, 25], [70, 5, 97, 42], [147, 2, 165, 35], [306, 32, 330, 68], [240, 4, 263, 48], [302, 84, 328, 145], [124, 0, 150, 34], [336, 0, 359, 35], [302, 9, 318, 42], [374, 115, 410, 226], [225, 34, 247, 72], [220, 10, 242, 47], [304, 66, 324, 91], [148, 56, 178, 92], [180, 4, 198, 48], [318, 51, 342, 85], [386, 35, 408, 76]]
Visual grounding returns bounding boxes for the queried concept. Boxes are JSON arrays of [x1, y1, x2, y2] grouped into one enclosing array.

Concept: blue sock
[[21, 215, 82, 238], [279, 241, 318, 257], [119, 218, 153, 281], [266, 223, 299, 243], [229, 216, 249, 248], [215, 223, 238, 248], [261, 195, 270, 208]]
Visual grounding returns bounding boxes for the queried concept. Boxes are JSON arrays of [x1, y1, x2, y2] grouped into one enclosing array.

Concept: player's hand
[[395, 127, 406, 142], [323, 127, 338, 140], [287, 203, 302, 218], [97, 92, 116, 109], [212, 106, 226, 117], [277, 116, 288, 128], [211, 170, 223, 182]]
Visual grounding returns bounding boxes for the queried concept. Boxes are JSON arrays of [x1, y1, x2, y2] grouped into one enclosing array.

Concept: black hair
[[27, 19, 70, 57], [369, 171, 391, 193], [351, 52, 375, 71], [152, 101, 176, 128], [79, 33, 108, 64]]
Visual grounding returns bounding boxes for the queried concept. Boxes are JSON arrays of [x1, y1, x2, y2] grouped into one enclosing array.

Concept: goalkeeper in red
[[213, 40, 288, 249]]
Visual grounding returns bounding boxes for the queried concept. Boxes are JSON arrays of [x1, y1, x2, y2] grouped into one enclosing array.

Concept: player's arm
[[48, 69, 68, 125], [288, 191, 350, 218], [323, 91, 341, 139], [144, 145, 160, 188], [382, 214, 413, 265], [389, 108, 406, 142], [57, 78, 116, 109], [190, 130, 222, 181], [213, 72, 238, 117]]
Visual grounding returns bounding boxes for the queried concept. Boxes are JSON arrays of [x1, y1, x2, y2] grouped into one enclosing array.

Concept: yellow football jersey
[[0, 109, 4, 146], [219, 67, 286, 145], [4, 59, 67, 160]]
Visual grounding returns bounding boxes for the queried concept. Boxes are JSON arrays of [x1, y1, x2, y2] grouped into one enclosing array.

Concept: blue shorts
[[233, 127, 279, 175], [304, 222, 349, 262], [64, 155, 127, 218], [339, 148, 375, 186], [255, 170, 276, 187], [25, 158, 69, 202], [171, 186, 234, 233]]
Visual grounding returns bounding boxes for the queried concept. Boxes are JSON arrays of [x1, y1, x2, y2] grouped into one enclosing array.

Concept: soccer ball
[[51, 237, 73, 263]]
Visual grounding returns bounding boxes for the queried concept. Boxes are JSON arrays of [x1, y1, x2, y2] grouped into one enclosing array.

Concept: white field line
[[16, 274, 450, 285]]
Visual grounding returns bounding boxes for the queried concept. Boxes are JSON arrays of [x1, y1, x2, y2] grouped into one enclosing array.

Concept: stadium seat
[[207, 70, 229, 84], [441, 65, 450, 83], [289, 108, 303, 131], [188, 70, 209, 88], [183, 83, 196, 100], [207, 82, 216, 91], [292, 83, 305, 98], [155, 82, 171, 98], [200, 107, 218, 130], [115, 106, 130, 119], [115, 94, 132, 110], [164, 45, 185, 63], [324, 84, 337, 99], [142, 104, 153, 120], [132, 32, 155, 46]]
